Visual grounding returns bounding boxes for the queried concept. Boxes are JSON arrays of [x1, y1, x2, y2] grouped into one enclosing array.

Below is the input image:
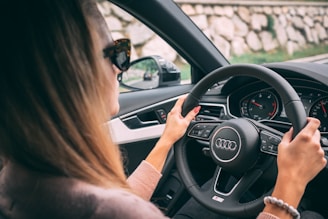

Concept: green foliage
[[266, 15, 276, 38], [133, 59, 158, 72], [178, 64, 191, 81]]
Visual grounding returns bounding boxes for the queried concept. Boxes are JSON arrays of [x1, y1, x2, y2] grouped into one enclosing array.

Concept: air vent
[[196, 104, 225, 121]]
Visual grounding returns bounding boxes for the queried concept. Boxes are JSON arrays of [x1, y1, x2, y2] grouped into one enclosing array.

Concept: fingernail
[[194, 106, 201, 113]]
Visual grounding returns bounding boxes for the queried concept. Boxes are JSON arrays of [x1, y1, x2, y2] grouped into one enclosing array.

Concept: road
[[287, 54, 328, 64]]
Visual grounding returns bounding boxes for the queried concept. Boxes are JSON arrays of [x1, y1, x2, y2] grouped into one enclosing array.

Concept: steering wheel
[[175, 64, 307, 218]]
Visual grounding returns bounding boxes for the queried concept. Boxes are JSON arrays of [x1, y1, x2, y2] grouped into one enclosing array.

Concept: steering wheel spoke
[[199, 167, 238, 209], [226, 168, 264, 200], [200, 166, 266, 214]]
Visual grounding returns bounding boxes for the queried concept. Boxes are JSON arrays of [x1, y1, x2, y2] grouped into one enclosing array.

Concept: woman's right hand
[[260, 118, 327, 218], [277, 117, 326, 190]]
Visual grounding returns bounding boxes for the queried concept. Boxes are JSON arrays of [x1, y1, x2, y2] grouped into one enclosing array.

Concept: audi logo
[[215, 138, 237, 151]]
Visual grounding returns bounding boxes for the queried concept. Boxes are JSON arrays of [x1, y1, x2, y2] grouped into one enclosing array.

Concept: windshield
[[177, 1, 328, 64]]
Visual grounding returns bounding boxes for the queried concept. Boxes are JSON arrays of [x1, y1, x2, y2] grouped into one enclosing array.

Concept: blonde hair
[[0, 0, 128, 189]]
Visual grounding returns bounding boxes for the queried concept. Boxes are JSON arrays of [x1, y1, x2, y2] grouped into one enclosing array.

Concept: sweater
[[0, 160, 168, 219], [0, 160, 280, 219]]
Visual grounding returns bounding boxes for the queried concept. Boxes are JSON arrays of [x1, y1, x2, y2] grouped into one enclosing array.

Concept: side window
[[98, 2, 191, 92]]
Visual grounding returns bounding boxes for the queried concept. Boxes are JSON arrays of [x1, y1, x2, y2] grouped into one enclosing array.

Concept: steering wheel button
[[270, 147, 278, 154], [260, 133, 269, 140], [194, 131, 201, 136], [261, 145, 268, 150], [201, 130, 211, 138], [190, 129, 203, 137], [189, 124, 216, 139], [260, 131, 281, 146], [261, 146, 278, 154], [261, 139, 268, 144], [268, 136, 280, 145], [190, 130, 198, 136]]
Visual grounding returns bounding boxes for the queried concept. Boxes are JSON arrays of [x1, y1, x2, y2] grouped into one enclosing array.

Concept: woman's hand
[[161, 95, 201, 145], [277, 117, 326, 190], [262, 117, 327, 218], [145, 95, 200, 172]]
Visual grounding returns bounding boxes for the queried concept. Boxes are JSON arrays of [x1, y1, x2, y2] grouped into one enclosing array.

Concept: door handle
[[122, 115, 160, 129]]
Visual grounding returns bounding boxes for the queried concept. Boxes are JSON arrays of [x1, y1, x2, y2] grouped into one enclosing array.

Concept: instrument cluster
[[228, 82, 328, 133]]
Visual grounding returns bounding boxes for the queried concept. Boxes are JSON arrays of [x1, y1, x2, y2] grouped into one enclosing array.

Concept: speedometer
[[240, 91, 279, 120], [309, 97, 328, 132]]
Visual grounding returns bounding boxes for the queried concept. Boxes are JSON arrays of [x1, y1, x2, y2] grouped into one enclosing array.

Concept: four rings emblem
[[215, 138, 237, 151]]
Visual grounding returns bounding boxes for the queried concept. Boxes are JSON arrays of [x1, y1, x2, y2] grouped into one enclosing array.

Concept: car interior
[[107, 0, 328, 218]]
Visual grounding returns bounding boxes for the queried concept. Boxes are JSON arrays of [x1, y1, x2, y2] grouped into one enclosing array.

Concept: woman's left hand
[[145, 95, 200, 172], [161, 95, 201, 145]]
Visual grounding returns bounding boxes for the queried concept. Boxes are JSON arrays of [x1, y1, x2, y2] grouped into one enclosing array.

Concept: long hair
[[0, 0, 129, 189]]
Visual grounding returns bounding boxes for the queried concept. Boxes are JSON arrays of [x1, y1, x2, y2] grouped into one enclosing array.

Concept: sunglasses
[[103, 38, 131, 71]]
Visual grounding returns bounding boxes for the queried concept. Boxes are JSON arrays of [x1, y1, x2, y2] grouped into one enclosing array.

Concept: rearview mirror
[[118, 55, 181, 90]]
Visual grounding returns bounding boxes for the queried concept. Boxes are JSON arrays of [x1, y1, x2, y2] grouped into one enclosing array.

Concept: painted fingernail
[[194, 106, 201, 113]]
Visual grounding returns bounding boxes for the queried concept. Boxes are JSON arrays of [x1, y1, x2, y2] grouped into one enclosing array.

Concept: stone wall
[[98, 1, 328, 61]]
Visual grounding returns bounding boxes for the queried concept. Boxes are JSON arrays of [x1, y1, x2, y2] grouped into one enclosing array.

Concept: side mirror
[[118, 55, 181, 90]]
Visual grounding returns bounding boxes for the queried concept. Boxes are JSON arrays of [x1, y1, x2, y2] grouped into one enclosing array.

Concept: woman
[[0, 0, 197, 218], [0, 0, 325, 218]]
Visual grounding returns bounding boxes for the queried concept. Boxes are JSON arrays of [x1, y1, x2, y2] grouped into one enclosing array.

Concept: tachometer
[[241, 91, 279, 120], [309, 97, 328, 132]]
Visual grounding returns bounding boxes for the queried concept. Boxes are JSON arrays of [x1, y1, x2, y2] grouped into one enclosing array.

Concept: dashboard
[[199, 62, 328, 136]]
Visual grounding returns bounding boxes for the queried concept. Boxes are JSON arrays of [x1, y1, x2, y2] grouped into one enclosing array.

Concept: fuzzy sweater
[[0, 160, 168, 219]]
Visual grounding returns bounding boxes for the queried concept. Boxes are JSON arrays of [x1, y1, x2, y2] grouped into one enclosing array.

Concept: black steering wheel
[[175, 64, 307, 218]]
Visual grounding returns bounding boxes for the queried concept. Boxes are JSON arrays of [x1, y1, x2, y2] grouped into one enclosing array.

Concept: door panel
[[108, 84, 193, 174]]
